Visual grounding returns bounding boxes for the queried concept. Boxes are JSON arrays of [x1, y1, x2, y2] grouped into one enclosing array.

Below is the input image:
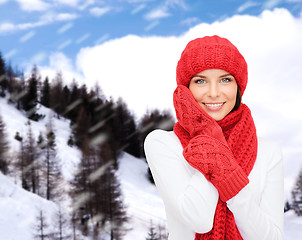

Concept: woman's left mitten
[[183, 135, 249, 202]]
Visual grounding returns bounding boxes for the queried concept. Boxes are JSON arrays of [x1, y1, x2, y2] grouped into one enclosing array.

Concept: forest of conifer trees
[[0, 51, 175, 239]]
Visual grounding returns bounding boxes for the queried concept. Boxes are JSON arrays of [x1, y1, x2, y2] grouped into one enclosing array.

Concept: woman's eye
[[194, 79, 206, 84], [221, 78, 232, 83]]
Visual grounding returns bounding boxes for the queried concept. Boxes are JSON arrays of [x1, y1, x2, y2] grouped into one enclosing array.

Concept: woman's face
[[189, 69, 238, 121]]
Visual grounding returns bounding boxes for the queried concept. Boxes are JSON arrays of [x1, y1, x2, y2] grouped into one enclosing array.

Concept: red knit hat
[[176, 35, 248, 95]]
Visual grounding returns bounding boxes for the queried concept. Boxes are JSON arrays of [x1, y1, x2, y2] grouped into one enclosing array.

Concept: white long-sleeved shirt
[[144, 129, 284, 240]]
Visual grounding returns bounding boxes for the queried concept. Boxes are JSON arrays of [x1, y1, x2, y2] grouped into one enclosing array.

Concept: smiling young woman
[[188, 69, 238, 121], [144, 35, 283, 240]]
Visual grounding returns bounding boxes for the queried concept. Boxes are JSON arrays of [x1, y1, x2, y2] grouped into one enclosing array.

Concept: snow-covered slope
[[0, 97, 81, 182], [0, 96, 166, 239], [0, 96, 301, 239], [118, 152, 166, 239], [0, 172, 57, 240]]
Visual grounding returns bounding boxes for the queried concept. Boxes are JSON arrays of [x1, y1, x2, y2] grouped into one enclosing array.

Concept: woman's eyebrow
[[192, 74, 206, 78], [219, 73, 233, 78]]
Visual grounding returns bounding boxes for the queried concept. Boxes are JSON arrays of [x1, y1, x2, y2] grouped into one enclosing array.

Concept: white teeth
[[205, 103, 223, 107]]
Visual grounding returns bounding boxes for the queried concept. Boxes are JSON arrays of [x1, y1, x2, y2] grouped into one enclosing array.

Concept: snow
[[0, 97, 82, 181], [284, 211, 302, 239], [0, 96, 302, 239], [118, 152, 166, 239], [0, 172, 57, 240]]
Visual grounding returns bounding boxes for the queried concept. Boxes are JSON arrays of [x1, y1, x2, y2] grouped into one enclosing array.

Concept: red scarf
[[173, 86, 257, 239]]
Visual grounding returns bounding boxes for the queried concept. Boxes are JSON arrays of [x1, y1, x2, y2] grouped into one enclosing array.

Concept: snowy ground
[[118, 152, 167, 239], [0, 96, 301, 239]]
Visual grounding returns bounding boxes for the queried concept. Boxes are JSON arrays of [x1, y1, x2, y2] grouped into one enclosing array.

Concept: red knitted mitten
[[183, 135, 249, 201], [173, 85, 226, 141], [173, 85, 249, 201]]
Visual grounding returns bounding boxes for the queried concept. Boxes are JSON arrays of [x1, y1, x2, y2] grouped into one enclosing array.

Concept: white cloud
[[52, 13, 79, 21], [77, 0, 95, 10], [0, 12, 79, 34], [20, 51, 47, 71], [180, 17, 199, 26], [54, 0, 81, 6], [131, 4, 146, 14], [4, 49, 18, 59], [144, 7, 170, 20], [15, 0, 95, 11], [64, 8, 301, 125], [19, 30, 36, 42], [39, 52, 84, 84], [0, 0, 8, 4], [143, 0, 187, 21], [16, 0, 51, 12], [237, 1, 260, 13], [75, 33, 91, 44], [263, 0, 282, 9], [94, 34, 110, 45], [164, 0, 187, 10], [58, 39, 73, 50], [144, 20, 160, 31], [31, 51, 47, 65], [89, 7, 111, 17], [57, 22, 74, 34], [0, 22, 15, 33]]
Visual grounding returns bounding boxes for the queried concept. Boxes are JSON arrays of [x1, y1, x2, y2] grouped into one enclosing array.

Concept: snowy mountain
[[0, 96, 166, 240], [0, 96, 301, 239]]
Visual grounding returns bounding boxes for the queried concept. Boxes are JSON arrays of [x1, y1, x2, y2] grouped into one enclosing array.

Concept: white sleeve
[[144, 130, 219, 233], [227, 142, 284, 240]]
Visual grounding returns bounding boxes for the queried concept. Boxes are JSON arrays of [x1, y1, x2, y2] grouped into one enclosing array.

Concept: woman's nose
[[208, 83, 220, 98]]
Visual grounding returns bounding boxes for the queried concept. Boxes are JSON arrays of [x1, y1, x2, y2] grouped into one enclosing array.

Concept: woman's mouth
[[204, 102, 224, 111]]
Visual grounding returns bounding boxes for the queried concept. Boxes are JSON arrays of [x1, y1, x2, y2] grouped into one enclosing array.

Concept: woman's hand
[[173, 85, 227, 143], [183, 134, 249, 202]]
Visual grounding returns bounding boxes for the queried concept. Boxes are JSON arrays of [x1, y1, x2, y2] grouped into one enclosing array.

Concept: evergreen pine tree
[[22, 66, 41, 121], [23, 121, 40, 193], [100, 144, 128, 240], [51, 205, 70, 240], [146, 220, 159, 240], [35, 119, 62, 200], [71, 147, 95, 237], [44, 119, 61, 201], [73, 106, 91, 149], [292, 168, 302, 216], [62, 85, 71, 117], [106, 164, 128, 240], [6, 62, 17, 95], [0, 52, 5, 76], [70, 212, 79, 240], [7, 67, 24, 109], [0, 52, 7, 97], [33, 210, 51, 240], [15, 131, 30, 190], [71, 142, 128, 239], [138, 109, 175, 158], [113, 98, 140, 158], [66, 80, 81, 121], [284, 200, 291, 213], [0, 114, 9, 174], [157, 223, 168, 240], [41, 77, 50, 108], [49, 72, 67, 118], [138, 109, 175, 183]]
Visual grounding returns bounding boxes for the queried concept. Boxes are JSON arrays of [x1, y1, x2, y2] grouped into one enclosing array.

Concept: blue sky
[[0, 0, 302, 69]]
